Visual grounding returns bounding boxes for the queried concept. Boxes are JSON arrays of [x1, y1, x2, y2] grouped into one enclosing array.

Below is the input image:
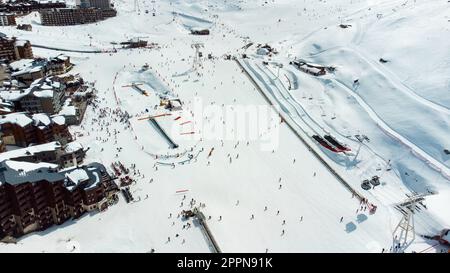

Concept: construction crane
[[191, 43, 204, 74], [392, 193, 429, 252]]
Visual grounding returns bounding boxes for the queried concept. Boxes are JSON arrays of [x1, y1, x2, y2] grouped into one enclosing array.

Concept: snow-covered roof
[[33, 89, 54, 98], [73, 88, 92, 97], [1, 80, 26, 89], [62, 162, 109, 191], [0, 89, 31, 101], [0, 141, 61, 162], [0, 160, 61, 186], [1, 77, 64, 103], [50, 54, 69, 62], [66, 168, 89, 184], [30, 77, 61, 90], [64, 141, 83, 153], [0, 112, 32, 127], [32, 113, 51, 126], [57, 55, 68, 61], [84, 164, 103, 190], [301, 65, 324, 74], [59, 104, 76, 116], [0, 141, 82, 162], [10, 59, 46, 77], [14, 40, 28, 47], [257, 47, 269, 55], [9, 59, 34, 71], [0, 107, 12, 113], [0, 160, 108, 189], [0, 112, 65, 128], [52, 115, 65, 125], [296, 59, 326, 69], [11, 66, 44, 77], [0, 99, 14, 108]]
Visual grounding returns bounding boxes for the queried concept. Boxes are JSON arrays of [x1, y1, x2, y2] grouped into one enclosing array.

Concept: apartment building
[[0, 76, 66, 114], [76, 0, 111, 10], [0, 160, 118, 239], [0, 141, 86, 168], [47, 54, 72, 75], [40, 7, 104, 26], [15, 40, 33, 59], [20, 77, 66, 114], [0, 13, 16, 26], [0, 34, 18, 62], [0, 34, 33, 62], [0, 112, 72, 147], [0, 1, 66, 15]]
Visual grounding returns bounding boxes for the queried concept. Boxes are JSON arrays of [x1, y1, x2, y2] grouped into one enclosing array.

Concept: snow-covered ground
[[0, 0, 449, 253]]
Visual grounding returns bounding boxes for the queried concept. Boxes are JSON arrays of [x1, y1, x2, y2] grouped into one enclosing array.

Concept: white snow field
[[0, 0, 449, 253]]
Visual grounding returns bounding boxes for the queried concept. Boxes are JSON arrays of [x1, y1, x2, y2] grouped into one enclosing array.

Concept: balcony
[[36, 203, 48, 212], [35, 195, 48, 205], [18, 199, 31, 208], [1, 220, 15, 231], [15, 188, 29, 197], [0, 202, 11, 213], [21, 216, 34, 226], [14, 187, 25, 195], [33, 188, 47, 196], [54, 191, 64, 199], [0, 210, 12, 219]]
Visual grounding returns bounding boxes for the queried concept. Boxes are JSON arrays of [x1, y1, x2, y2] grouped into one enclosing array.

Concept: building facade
[[101, 8, 116, 18], [76, 0, 111, 10], [0, 113, 72, 147], [0, 141, 86, 168], [0, 1, 66, 15], [0, 161, 118, 240], [40, 7, 104, 26], [19, 78, 66, 114], [0, 35, 19, 62], [47, 55, 72, 75], [0, 35, 33, 62], [15, 40, 33, 59], [10, 66, 46, 85], [0, 13, 16, 26]]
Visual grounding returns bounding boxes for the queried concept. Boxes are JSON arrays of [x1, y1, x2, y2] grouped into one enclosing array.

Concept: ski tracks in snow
[[330, 78, 450, 182]]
